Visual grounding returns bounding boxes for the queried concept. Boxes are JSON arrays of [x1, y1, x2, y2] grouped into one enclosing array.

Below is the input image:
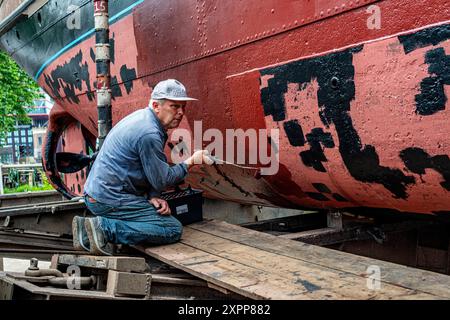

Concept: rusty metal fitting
[[25, 268, 64, 278]]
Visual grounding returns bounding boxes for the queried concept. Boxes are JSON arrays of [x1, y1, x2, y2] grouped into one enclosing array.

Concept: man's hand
[[150, 197, 171, 215], [184, 150, 215, 169]]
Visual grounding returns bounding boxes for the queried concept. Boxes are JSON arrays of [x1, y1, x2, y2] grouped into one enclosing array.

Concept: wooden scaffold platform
[[2, 219, 450, 300], [138, 220, 450, 300]]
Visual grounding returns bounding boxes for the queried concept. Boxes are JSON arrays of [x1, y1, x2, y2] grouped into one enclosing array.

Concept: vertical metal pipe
[[94, 0, 111, 150]]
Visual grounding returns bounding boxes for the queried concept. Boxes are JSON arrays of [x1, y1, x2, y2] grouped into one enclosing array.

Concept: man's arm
[[138, 133, 188, 194]]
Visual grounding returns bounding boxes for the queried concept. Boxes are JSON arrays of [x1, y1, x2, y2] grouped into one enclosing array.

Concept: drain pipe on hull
[[94, 0, 112, 150]]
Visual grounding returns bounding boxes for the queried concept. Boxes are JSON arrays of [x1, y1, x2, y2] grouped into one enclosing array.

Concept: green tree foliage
[[0, 50, 42, 144]]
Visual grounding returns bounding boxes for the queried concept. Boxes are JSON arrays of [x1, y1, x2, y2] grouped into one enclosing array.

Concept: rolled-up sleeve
[[137, 133, 188, 196]]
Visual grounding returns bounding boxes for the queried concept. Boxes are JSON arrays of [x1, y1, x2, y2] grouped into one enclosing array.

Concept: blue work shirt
[[84, 107, 188, 206]]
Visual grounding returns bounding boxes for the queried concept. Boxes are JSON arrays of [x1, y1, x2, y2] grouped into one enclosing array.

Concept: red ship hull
[[1, 0, 449, 216]]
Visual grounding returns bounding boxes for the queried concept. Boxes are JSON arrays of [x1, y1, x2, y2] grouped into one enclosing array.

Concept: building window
[[38, 137, 42, 145]]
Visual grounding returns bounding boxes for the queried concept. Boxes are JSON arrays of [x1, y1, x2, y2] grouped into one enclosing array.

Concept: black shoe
[[84, 217, 114, 256], [72, 216, 90, 251]]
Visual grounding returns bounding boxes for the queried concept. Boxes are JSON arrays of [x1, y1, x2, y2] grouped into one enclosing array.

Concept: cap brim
[[167, 97, 198, 101]]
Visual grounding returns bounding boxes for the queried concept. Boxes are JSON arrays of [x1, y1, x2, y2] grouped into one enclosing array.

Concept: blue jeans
[[83, 195, 182, 245]]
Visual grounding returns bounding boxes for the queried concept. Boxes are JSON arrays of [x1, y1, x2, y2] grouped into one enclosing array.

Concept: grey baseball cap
[[151, 79, 198, 101]]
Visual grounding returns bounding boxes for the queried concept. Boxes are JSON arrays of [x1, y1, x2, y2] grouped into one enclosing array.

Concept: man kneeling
[[73, 79, 213, 255]]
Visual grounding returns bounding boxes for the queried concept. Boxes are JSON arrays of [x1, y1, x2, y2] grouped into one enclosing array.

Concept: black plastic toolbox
[[160, 186, 203, 225]]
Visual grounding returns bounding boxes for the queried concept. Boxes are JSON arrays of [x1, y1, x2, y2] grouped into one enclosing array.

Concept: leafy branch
[[0, 50, 42, 145]]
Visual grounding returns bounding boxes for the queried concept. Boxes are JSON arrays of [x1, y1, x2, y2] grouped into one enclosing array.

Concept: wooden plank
[[0, 276, 14, 300], [188, 220, 450, 299], [279, 227, 337, 240], [179, 227, 437, 300], [139, 241, 436, 300], [106, 270, 151, 297], [139, 242, 314, 300], [57, 255, 147, 273], [278, 227, 373, 245]]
